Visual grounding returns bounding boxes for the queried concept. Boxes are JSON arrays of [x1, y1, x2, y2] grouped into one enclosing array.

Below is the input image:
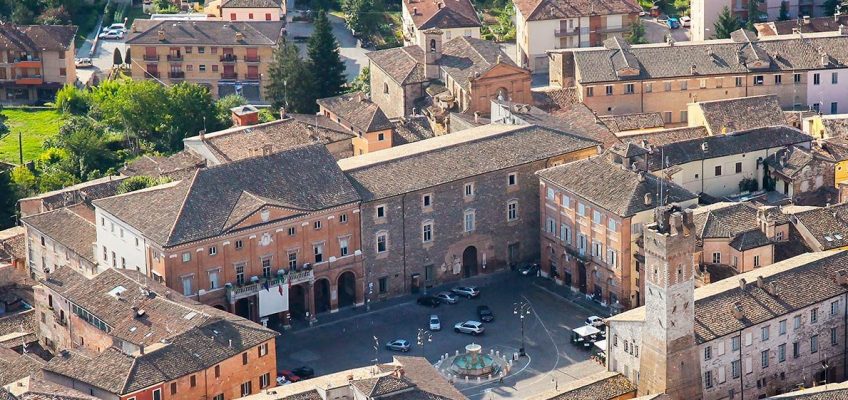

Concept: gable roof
[[95, 145, 360, 247], [491, 99, 620, 147], [392, 356, 467, 400], [0, 347, 44, 386], [513, 0, 641, 22], [367, 45, 427, 86], [21, 206, 97, 263], [340, 124, 599, 201], [693, 95, 787, 134], [0, 23, 77, 52], [618, 126, 709, 147], [791, 203, 848, 250], [755, 15, 848, 36], [564, 30, 848, 84], [403, 0, 481, 30], [317, 92, 393, 133], [126, 20, 284, 46], [120, 150, 205, 180], [221, 0, 282, 7], [537, 156, 697, 217], [527, 371, 636, 400], [764, 146, 828, 180], [598, 112, 665, 133]]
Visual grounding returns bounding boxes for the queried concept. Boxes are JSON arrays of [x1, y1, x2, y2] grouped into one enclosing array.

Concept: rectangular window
[[199, 65, 206, 72], [465, 183, 475, 197], [182, 276, 192, 296], [679, 80, 688, 90], [260, 373, 270, 389], [832, 300, 839, 315], [377, 234, 387, 252], [593, 210, 602, 224], [732, 336, 741, 351], [560, 224, 571, 243], [832, 102, 839, 114], [240, 381, 252, 397], [680, 110, 688, 123], [704, 346, 711, 360], [624, 83, 634, 94], [209, 246, 217, 256], [607, 219, 617, 232], [340, 213, 347, 223], [262, 258, 271, 279], [715, 165, 722, 176], [761, 326, 769, 341], [314, 220, 322, 230], [814, 73, 821, 85], [811, 308, 818, 323], [314, 243, 324, 263], [793, 341, 800, 358], [774, 74, 782, 85], [378, 276, 387, 293], [645, 82, 652, 93], [208, 269, 219, 290], [258, 343, 268, 357], [735, 77, 743, 87], [699, 78, 707, 88], [508, 173, 517, 186], [664, 81, 672, 91], [507, 202, 518, 221], [236, 264, 245, 285], [833, 72, 838, 84], [561, 194, 570, 208], [753, 255, 760, 267], [288, 227, 296, 236], [242, 352, 248, 365], [731, 359, 740, 378], [586, 87, 593, 97], [465, 210, 476, 232], [376, 206, 385, 218], [171, 382, 177, 395], [735, 162, 742, 173], [832, 327, 839, 345], [811, 335, 819, 353], [288, 252, 297, 269], [712, 252, 721, 264], [779, 319, 787, 334], [778, 343, 786, 362], [339, 237, 349, 256], [607, 249, 617, 268], [422, 223, 433, 242], [761, 349, 769, 368], [182, 252, 191, 262], [605, 85, 613, 95], [235, 240, 243, 249], [422, 194, 431, 207], [190, 375, 196, 387], [753, 75, 764, 85], [577, 203, 586, 216]]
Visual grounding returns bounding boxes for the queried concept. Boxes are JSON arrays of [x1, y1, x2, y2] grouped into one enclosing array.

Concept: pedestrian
[[499, 376, 504, 385]]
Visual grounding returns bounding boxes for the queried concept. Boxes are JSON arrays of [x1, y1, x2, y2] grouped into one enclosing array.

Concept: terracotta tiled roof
[[619, 126, 708, 147], [393, 356, 467, 400], [0, 23, 76, 52], [492, 99, 619, 147], [20, 206, 97, 263], [537, 156, 697, 217], [755, 16, 848, 36], [0, 347, 45, 386], [392, 116, 435, 145], [598, 112, 665, 133], [791, 203, 848, 250], [694, 95, 786, 134], [769, 381, 848, 398], [127, 20, 284, 46], [0, 227, 25, 262], [317, 92, 393, 132], [121, 151, 206, 180], [528, 371, 635, 400], [693, 202, 772, 251], [513, 0, 640, 22], [95, 145, 360, 247], [366, 45, 427, 86], [403, 0, 481, 30]]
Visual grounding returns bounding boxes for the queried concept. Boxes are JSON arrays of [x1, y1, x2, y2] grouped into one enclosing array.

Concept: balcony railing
[[15, 75, 43, 85], [168, 71, 185, 79], [145, 71, 160, 79], [244, 56, 260, 63], [226, 269, 314, 302], [143, 54, 160, 61], [167, 54, 183, 62], [245, 74, 260, 81], [554, 27, 579, 37], [221, 72, 238, 80], [220, 54, 237, 63]]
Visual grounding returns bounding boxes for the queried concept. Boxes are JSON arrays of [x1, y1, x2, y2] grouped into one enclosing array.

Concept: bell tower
[[423, 28, 442, 79], [638, 204, 703, 399]]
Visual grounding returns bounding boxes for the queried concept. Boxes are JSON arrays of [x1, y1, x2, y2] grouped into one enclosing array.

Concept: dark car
[[292, 366, 314, 379], [517, 263, 539, 276], [477, 305, 494, 322], [417, 295, 441, 307]]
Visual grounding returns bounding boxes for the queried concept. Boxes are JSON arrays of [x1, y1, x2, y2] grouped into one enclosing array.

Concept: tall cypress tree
[[0, 169, 17, 229], [308, 11, 347, 100], [713, 6, 741, 39], [266, 41, 317, 113]]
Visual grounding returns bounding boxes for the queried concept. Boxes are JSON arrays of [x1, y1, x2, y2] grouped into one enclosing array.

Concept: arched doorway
[[289, 284, 306, 319], [577, 262, 587, 294], [314, 279, 331, 313], [337, 271, 356, 308], [235, 298, 251, 320], [463, 246, 478, 278]]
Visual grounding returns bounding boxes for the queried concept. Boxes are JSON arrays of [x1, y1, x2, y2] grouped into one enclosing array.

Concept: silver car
[[452, 286, 480, 298], [429, 315, 441, 331], [454, 320, 485, 335], [385, 339, 411, 352], [435, 291, 458, 304]]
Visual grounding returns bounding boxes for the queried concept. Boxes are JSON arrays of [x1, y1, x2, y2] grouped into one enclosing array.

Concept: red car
[[277, 370, 301, 384]]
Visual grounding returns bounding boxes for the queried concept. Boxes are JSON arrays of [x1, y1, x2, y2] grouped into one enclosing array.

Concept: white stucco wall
[[807, 68, 848, 114], [94, 207, 150, 275]]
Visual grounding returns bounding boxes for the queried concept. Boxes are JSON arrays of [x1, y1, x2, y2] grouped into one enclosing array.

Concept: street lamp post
[[514, 301, 531, 357]]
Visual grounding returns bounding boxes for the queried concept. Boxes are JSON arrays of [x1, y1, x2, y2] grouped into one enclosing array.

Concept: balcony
[[143, 54, 160, 61], [144, 71, 160, 79], [15, 75, 43, 85], [220, 72, 238, 80], [245, 74, 260, 81], [596, 26, 628, 34], [554, 27, 579, 37], [220, 54, 238, 63], [226, 269, 314, 302], [166, 54, 183, 62], [168, 71, 185, 80], [15, 59, 41, 68], [244, 55, 260, 63]]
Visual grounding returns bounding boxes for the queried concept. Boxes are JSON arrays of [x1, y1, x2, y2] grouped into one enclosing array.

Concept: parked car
[[656, 14, 669, 22], [417, 295, 440, 307], [292, 366, 315, 379], [477, 305, 494, 322], [680, 15, 691, 27], [585, 316, 604, 327], [429, 314, 441, 331], [386, 339, 411, 352], [666, 17, 680, 29], [517, 263, 539, 276], [454, 320, 485, 335], [98, 29, 124, 40], [452, 286, 480, 298], [74, 58, 92, 68], [435, 291, 458, 304], [277, 370, 301, 385], [107, 23, 127, 33]]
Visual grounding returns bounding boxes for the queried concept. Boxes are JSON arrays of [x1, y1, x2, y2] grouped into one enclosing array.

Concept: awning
[[573, 325, 600, 337], [594, 339, 607, 352]]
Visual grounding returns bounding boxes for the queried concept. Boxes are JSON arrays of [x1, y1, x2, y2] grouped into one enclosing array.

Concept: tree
[[10, 165, 36, 198], [308, 11, 347, 100], [116, 175, 171, 194], [627, 18, 648, 44], [778, 1, 789, 20], [124, 47, 132, 66], [348, 65, 370, 94], [343, 0, 380, 37], [53, 117, 117, 179], [55, 85, 90, 115], [164, 83, 219, 151], [215, 94, 248, 126], [113, 48, 123, 66], [713, 6, 741, 39], [266, 41, 317, 113], [746, 0, 761, 31], [0, 169, 17, 229]]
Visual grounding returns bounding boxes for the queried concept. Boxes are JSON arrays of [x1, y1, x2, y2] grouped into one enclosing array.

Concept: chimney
[[139, 344, 145, 355], [690, 64, 697, 75], [228, 339, 233, 348], [840, 24, 848, 35], [236, 32, 244, 42], [496, 54, 502, 64], [803, 15, 810, 24], [732, 301, 744, 320], [821, 53, 830, 67], [756, 276, 765, 289], [198, 129, 205, 141], [768, 281, 779, 296], [157, 29, 165, 41], [437, 1, 443, 8], [413, 7, 418, 14], [836, 269, 848, 286], [739, 278, 747, 291], [231, 105, 259, 126], [474, 111, 479, 124]]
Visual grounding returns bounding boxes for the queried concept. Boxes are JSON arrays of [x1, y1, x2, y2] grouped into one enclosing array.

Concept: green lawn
[[0, 109, 63, 165]]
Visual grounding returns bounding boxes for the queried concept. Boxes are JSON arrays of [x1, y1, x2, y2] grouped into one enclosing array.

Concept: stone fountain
[[447, 343, 505, 378]]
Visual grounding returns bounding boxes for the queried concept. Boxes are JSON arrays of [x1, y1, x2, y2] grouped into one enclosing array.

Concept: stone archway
[[289, 284, 306, 319], [337, 271, 356, 309], [314, 279, 331, 314], [462, 246, 478, 278]]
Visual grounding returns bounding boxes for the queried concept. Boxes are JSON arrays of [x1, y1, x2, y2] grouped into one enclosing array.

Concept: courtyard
[[275, 272, 609, 399]]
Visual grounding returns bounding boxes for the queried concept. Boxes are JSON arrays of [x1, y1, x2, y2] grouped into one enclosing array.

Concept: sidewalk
[[281, 270, 512, 333], [531, 278, 612, 318]]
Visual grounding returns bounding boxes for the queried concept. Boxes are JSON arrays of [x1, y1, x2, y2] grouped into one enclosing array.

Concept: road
[[643, 16, 691, 44], [286, 13, 369, 81], [274, 274, 606, 399]]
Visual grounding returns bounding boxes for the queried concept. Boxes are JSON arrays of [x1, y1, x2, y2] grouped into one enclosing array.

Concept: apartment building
[[401, 0, 481, 47], [512, 0, 640, 72], [36, 266, 279, 400], [126, 20, 284, 103], [0, 23, 77, 104], [21, 204, 98, 280], [549, 29, 848, 124], [338, 124, 600, 300], [692, 0, 829, 41], [317, 92, 395, 155], [536, 156, 697, 309], [220, 0, 285, 21], [756, 15, 848, 36], [368, 30, 531, 118], [606, 205, 848, 399], [91, 145, 364, 325]]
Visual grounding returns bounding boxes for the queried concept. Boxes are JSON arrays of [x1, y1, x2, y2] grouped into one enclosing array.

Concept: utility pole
[[18, 131, 23, 165]]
